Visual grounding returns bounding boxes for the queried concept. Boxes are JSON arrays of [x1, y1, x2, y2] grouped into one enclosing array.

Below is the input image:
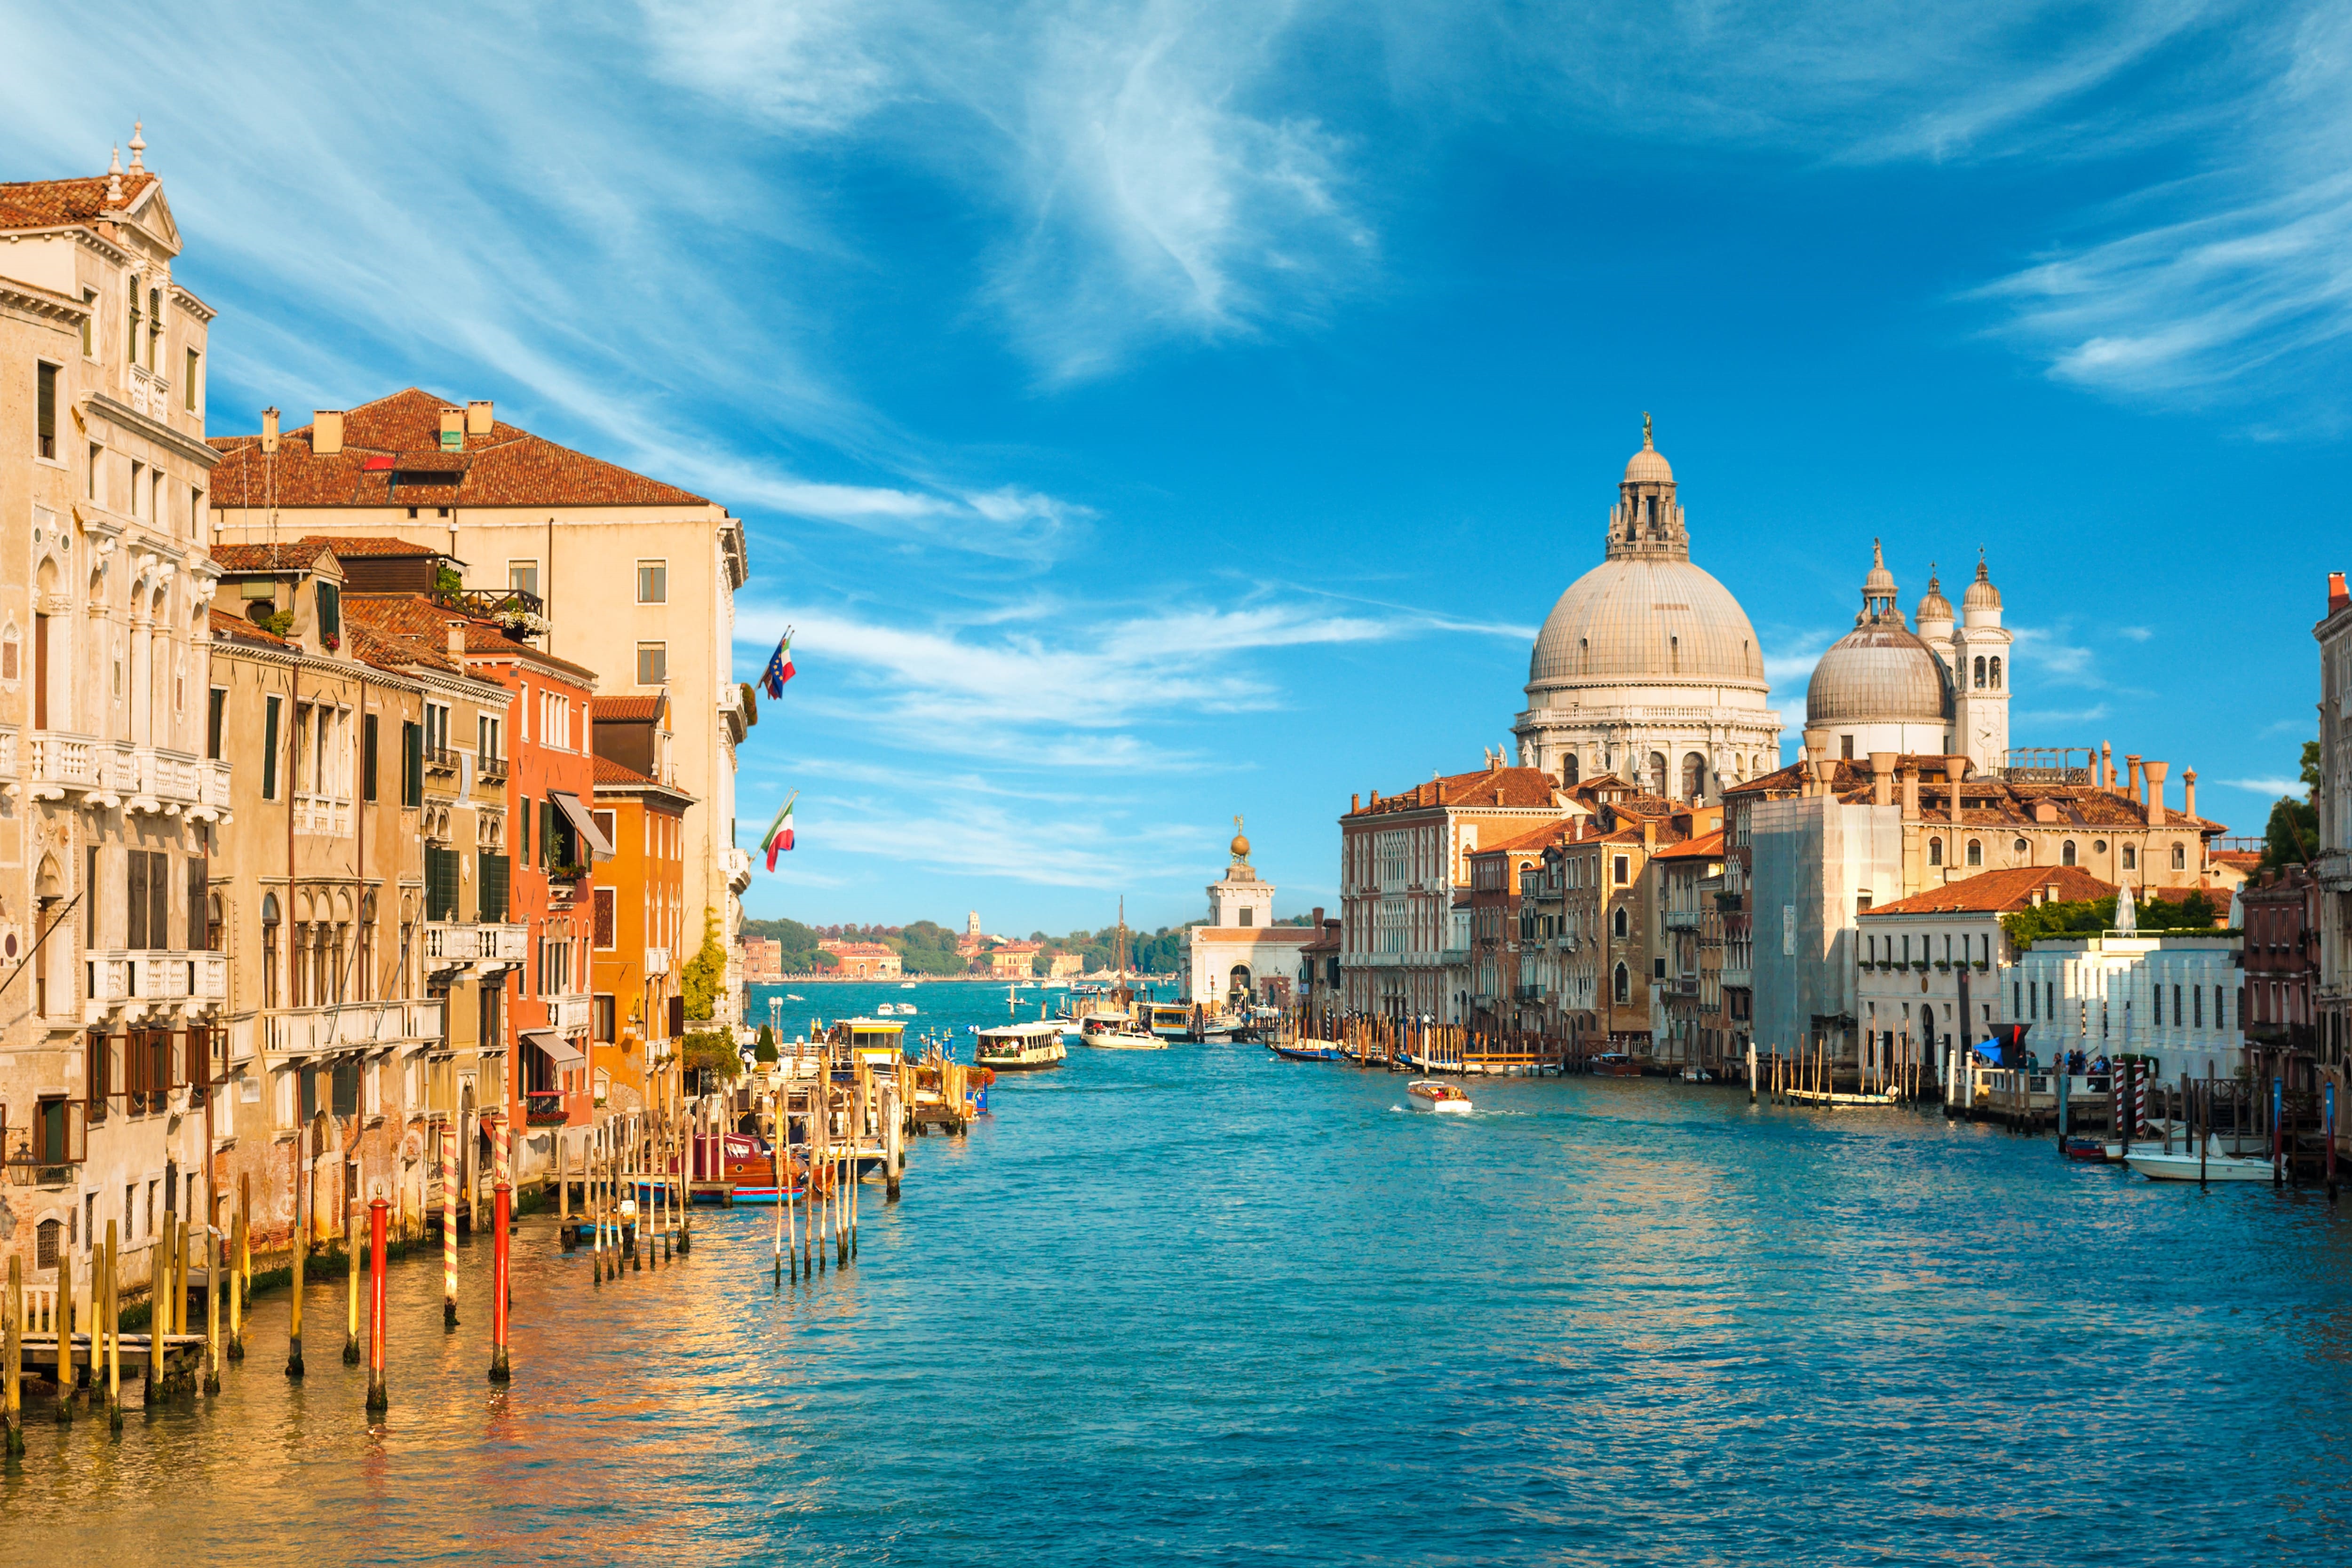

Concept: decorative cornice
[[82, 390, 223, 471]]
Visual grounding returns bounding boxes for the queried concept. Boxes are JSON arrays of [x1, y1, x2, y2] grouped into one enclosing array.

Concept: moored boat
[[2123, 1148, 2277, 1182], [1406, 1080, 1472, 1114], [1269, 1041, 1339, 1062], [975, 1021, 1067, 1071], [1079, 1013, 1165, 1050]]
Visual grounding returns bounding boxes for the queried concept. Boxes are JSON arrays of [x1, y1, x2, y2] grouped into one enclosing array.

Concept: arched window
[[2123, 844, 2137, 871], [1989, 656, 2002, 689], [1928, 837, 1944, 866], [1966, 839, 1982, 866], [2171, 842, 2186, 871], [2061, 840, 2077, 866], [1579, 637, 1589, 675], [1560, 753, 1579, 786], [1973, 656, 1986, 689], [2013, 838, 2030, 862], [1681, 752, 1706, 800], [1613, 963, 1629, 1004], [1612, 905, 1628, 939], [206, 893, 224, 953], [1647, 752, 1667, 796], [261, 893, 281, 1010]]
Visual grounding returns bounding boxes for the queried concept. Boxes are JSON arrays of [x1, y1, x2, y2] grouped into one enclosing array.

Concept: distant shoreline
[[742, 974, 1176, 985]]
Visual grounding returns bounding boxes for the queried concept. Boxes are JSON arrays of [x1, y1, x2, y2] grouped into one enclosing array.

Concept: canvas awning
[[549, 789, 614, 861], [524, 1030, 584, 1069]]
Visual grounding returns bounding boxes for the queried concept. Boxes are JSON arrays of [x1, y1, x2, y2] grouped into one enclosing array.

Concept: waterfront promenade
[[5, 1019, 2348, 1564]]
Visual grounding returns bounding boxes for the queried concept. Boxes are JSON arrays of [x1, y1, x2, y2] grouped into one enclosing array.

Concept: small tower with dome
[[1804, 541, 1954, 761], [1184, 817, 1317, 1010], [1951, 554, 2011, 774], [1207, 816, 1272, 928]]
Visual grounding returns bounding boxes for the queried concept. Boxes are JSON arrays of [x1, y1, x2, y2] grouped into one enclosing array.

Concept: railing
[[267, 998, 445, 1056], [1664, 910, 1704, 931], [439, 587, 544, 620], [1670, 976, 1700, 997], [87, 950, 229, 1005], [722, 847, 753, 893], [0, 724, 17, 780], [524, 1091, 569, 1125], [26, 730, 102, 798], [547, 993, 592, 1032], [422, 922, 528, 966], [295, 792, 350, 837], [424, 745, 460, 773], [127, 364, 174, 420], [645, 946, 672, 975], [1719, 967, 1751, 990], [478, 753, 509, 784]]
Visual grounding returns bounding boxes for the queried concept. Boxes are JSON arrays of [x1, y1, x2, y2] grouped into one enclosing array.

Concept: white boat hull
[[1080, 1032, 1166, 1051], [2123, 1150, 2276, 1182], [1406, 1082, 1471, 1115]]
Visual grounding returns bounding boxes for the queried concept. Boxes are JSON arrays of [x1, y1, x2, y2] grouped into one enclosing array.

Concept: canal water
[[8, 978, 2350, 1565]]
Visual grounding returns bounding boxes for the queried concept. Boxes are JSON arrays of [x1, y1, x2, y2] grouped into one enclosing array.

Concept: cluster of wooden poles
[[767, 1067, 902, 1288], [1756, 1045, 1923, 1104], [554, 1111, 693, 1285]]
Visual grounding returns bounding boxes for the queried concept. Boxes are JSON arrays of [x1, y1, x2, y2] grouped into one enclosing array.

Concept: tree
[[754, 1023, 778, 1063], [681, 907, 729, 1021], [682, 1028, 741, 1085], [2260, 739, 2322, 871]]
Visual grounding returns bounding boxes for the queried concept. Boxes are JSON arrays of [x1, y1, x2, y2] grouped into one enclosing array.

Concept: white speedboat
[[1406, 1080, 1472, 1115], [900, 982, 917, 989], [2124, 1148, 2277, 1182], [1078, 1014, 1165, 1050], [975, 1022, 1067, 1071]]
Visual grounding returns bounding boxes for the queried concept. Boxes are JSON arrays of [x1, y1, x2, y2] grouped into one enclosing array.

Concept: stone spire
[[128, 120, 145, 171], [106, 144, 123, 206]]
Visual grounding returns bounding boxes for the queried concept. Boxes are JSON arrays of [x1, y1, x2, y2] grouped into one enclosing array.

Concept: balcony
[[85, 950, 228, 1018], [546, 992, 592, 1032], [1513, 983, 1545, 1001], [295, 792, 350, 838], [645, 946, 672, 976], [1664, 909, 1704, 932], [478, 753, 509, 785], [424, 745, 460, 776], [723, 847, 753, 895], [27, 730, 103, 800], [2, 1098, 90, 1187], [422, 921, 528, 970], [523, 1090, 569, 1126], [1669, 976, 1700, 997], [1720, 967, 1751, 991], [267, 998, 445, 1057]]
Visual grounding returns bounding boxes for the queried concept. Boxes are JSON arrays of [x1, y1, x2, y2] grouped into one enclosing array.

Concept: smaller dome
[[1623, 413, 1673, 484], [1915, 568, 1954, 626], [1861, 538, 1897, 598], [1964, 556, 2002, 610], [1806, 626, 1950, 727]]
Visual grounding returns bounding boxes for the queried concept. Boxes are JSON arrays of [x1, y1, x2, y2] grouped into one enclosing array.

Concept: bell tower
[[1951, 553, 2012, 774], [1208, 816, 1272, 928], [1605, 412, 1691, 563]]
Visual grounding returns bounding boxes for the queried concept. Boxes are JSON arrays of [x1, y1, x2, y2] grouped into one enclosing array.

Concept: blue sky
[[8, 1, 2346, 934]]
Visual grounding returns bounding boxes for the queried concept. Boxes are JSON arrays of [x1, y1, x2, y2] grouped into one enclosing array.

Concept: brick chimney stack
[[2125, 755, 2142, 802], [1901, 763, 1919, 819], [1869, 752, 1895, 808], [2101, 740, 2114, 789], [2145, 760, 2169, 827], [2183, 768, 2197, 821], [2330, 571, 2350, 614]]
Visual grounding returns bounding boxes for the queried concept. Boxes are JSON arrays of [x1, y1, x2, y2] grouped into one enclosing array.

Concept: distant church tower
[[1950, 555, 2011, 774]]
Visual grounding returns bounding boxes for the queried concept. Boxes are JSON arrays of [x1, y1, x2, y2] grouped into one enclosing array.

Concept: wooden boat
[[2062, 1137, 2106, 1162], [975, 1021, 1067, 1071], [1078, 1014, 1164, 1050], [2123, 1148, 2277, 1182], [1588, 1053, 1642, 1077], [1406, 1080, 1472, 1115], [1269, 1041, 1339, 1062]]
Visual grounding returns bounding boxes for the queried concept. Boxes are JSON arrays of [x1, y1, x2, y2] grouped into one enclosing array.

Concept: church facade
[[1512, 418, 1784, 802], [1804, 543, 2013, 775], [1183, 821, 1318, 1010]]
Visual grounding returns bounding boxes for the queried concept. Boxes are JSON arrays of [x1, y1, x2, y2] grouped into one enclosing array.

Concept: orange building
[[590, 753, 692, 1109], [987, 941, 1043, 979]]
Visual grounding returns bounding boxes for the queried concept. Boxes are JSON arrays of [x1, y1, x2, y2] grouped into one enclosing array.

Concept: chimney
[[261, 406, 280, 454], [2101, 740, 2114, 789], [2126, 755, 2142, 802], [1868, 752, 1895, 808], [1311, 906, 1324, 927], [1642, 817, 1658, 854], [2331, 571, 2350, 614], [2048, 882, 2060, 904], [2145, 760, 2168, 826], [1351, 793, 1360, 813], [2030, 888, 2044, 907], [2183, 768, 2197, 821], [446, 621, 467, 658], [467, 399, 494, 436], [313, 409, 344, 455], [438, 407, 464, 449], [1901, 763, 1919, 819]]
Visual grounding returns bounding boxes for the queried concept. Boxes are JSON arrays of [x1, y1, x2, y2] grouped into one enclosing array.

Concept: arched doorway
[[1227, 964, 1253, 1008]]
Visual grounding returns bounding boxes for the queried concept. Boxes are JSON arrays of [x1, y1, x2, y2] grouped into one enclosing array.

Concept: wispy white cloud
[[2010, 624, 2102, 686], [2117, 625, 2154, 642], [2218, 776, 2306, 795]]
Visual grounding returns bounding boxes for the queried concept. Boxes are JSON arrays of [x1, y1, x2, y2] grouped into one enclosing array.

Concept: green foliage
[[681, 908, 728, 1021], [740, 915, 828, 972], [681, 1028, 741, 1083], [2303, 739, 2323, 791], [2263, 795, 2318, 870], [896, 944, 969, 976], [754, 1023, 777, 1063], [433, 562, 464, 599], [2002, 889, 2221, 951]]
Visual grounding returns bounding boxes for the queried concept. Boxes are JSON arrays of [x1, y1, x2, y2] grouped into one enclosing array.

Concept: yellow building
[[589, 725, 692, 1111]]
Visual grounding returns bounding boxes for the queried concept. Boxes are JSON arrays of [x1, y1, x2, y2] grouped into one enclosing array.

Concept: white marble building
[[1805, 544, 2013, 775], [1513, 418, 1783, 801]]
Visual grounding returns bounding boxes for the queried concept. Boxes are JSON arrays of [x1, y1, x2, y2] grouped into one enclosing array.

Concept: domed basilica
[[1804, 542, 2011, 772], [1513, 418, 1782, 800]]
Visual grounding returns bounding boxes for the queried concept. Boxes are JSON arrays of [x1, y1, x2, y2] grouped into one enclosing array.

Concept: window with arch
[[1613, 963, 1629, 1004], [1681, 752, 1706, 800], [261, 893, 281, 1010], [1612, 905, 1629, 939], [2171, 842, 2186, 871], [2123, 844, 2137, 871], [1973, 655, 1986, 689], [2061, 840, 2077, 866], [1928, 837, 1943, 866], [1966, 839, 1982, 866], [1989, 656, 2002, 689], [1647, 752, 1667, 796], [1560, 752, 1579, 786]]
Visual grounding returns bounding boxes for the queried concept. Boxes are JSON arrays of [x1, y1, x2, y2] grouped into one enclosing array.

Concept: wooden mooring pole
[[5, 1254, 23, 1456], [442, 1121, 459, 1327], [489, 1172, 512, 1385], [366, 1198, 389, 1416]]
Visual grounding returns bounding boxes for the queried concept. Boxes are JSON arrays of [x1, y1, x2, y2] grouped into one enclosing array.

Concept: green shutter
[[401, 721, 423, 807], [263, 695, 280, 800], [479, 853, 510, 923], [317, 581, 341, 641], [362, 713, 378, 801]]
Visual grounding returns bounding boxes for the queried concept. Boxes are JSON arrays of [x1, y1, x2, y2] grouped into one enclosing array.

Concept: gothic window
[[1966, 839, 1982, 867], [2123, 845, 2137, 871], [2171, 842, 2186, 871], [1928, 837, 1943, 866], [1973, 656, 1986, 689], [2061, 840, 2077, 866], [1613, 963, 1629, 1004], [1612, 905, 1628, 939], [1989, 656, 2002, 689]]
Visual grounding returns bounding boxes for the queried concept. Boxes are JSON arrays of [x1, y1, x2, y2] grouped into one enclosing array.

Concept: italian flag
[[762, 793, 798, 871]]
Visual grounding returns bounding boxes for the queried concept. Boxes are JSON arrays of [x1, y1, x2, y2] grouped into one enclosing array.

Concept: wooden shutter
[[362, 713, 378, 800], [188, 856, 208, 950], [593, 887, 616, 949], [263, 695, 281, 799], [151, 853, 169, 953], [126, 850, 149, 950]]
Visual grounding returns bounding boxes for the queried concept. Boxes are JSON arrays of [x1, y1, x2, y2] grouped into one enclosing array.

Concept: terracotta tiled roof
[[1350, 766, 1562, 817], [592, 696, 665, 722], [1862, 866, 2118, 916], [0, 171, 158, 231], [207, 605, 284, 647], [207, 388, 710, 511], [211, 540, 337, 575], [296, 534, 449, 559], [1723, 756, 2227, 835], [1651, 830, 1727, 862], [592, 755, 654, 787], [1471, 818, 1576, 857]]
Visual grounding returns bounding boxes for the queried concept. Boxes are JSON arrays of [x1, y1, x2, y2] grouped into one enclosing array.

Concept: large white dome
[[1528, 556, 1767, 694]]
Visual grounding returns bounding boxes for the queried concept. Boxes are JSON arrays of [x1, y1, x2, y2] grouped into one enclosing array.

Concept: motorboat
[[900, 982, 917, 989], [2123, 1148, 2278, 1182], [1146, 1001, 1196, 1039], [1268, 1041, 1340, 1062], [1078, 1014, 1165, 1050], [1588, 1053, 1641, 1077], [1406, 1080, 1472, 1115], [975, 1021, 1068, 1071], [1679, 1067, 1713, 1083], [785, 993, 804, 1001]]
